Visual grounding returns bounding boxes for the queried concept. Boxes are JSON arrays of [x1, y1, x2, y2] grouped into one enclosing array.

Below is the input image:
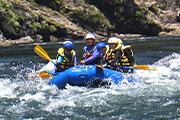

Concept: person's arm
[[56, 55, 64, 71], [57, 55, 63, 63], [83, 46, 87, 59], [109, 50, 122, 70], [74, 56, 77, 66], [113, 50, 122, 63], [84, 49, 100, 64]]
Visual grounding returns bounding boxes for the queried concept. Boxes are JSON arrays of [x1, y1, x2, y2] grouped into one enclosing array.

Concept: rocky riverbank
[[0, 0, 180, 47], [1, 30, 180, 47]]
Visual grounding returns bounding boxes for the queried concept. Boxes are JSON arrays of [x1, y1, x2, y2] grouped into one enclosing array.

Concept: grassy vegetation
[[0, 0, 171, 39], [68, 6, 111, 32], [0, 0, 61, 39], [0, 1, 21, 37], [30, 0, 112, 33]]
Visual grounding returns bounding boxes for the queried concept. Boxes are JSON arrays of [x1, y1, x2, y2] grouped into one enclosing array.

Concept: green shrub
[[135, 11, 143, 17], [10, 18, 20, 27], [29, 22, 41, 32], [68, 8, 111, 32], [41, 15, 50, 23], [49, 25, 57, 32]]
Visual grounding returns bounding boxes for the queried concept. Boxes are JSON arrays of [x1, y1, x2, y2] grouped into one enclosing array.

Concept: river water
[[0, 36, 180, 119]]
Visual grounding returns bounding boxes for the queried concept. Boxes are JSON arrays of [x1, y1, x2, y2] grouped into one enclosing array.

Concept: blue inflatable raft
[[47, 65, 132, 88]]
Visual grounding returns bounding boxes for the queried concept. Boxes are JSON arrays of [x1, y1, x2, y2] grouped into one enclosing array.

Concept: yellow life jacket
[[105, 49, 114, 63], [56, 48, 76, 71], [121, 45, 134, 66], [105, 44, 121, 65], [105, 45, 134, 66]]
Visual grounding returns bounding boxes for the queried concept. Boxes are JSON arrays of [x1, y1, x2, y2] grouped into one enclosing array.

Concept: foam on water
[[134, 52, 180, 84], [0, 53, 180, 119]]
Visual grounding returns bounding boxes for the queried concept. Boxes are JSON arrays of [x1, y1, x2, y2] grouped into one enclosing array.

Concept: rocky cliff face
[[86, 0, 180, 36], [134, 0, 180, 36], [0, 0, 90, 41], [0, 0, 179, 46]]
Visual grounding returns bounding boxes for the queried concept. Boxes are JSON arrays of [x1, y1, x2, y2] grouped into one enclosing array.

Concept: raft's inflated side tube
[[47, 65, 125, 88]]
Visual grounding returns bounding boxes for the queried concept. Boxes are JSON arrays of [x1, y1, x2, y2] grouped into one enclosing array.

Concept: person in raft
[[81, 32, 98, 65], [80, 42, 108, 65], [56, 41, 77, 72], [104, 37, 135, 73]]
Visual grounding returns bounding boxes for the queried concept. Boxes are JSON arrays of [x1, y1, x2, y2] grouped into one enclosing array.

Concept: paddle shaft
[[123, 65, 157, 70]]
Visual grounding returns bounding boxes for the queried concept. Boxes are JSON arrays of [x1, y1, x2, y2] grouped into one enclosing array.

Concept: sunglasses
[[86, 39, 94, 41]]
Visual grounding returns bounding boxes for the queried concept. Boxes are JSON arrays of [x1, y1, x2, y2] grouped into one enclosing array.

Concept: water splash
[[134, 52, 180, 84], [0, 53, 180, 119]]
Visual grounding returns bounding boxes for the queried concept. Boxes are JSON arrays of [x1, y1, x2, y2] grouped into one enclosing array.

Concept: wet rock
[[50, 35, 58, 42], [35, 34, 43, 42], [0, 36, 34, 47], [159, 23, 180, 36], [0, 39, 10, 47], [10, 36, 34, 45], [112, 33, 144, 40]]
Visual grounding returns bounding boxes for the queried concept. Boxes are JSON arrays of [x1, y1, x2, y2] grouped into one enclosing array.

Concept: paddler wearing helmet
[[82, 33, 97, 64], [80, 41, 108, 65], [56, 41, 77, 72], [105, 37, 135, 73]]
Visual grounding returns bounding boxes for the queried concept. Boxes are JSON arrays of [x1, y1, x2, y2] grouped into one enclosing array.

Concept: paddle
[[38, 72, 51, 79], [95, 63, 157, 70], [123, 65, 157, 70], [95, 62, 157, 70], [95, 64, 103, 68], [37, 72, 61, 79], [34, 45, 51, 61], [33, 45, 58, 79]]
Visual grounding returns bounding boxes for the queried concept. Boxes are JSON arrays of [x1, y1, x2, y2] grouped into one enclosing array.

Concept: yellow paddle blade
[[131, 65, 157, 70], [39, 72, 51, 79], [34, 45, 51, 61], [26, 72, 51, 79], [95, 64, 102, 68]]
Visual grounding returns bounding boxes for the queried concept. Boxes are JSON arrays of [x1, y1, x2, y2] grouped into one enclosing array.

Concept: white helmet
[[85, 33, 95, 40], [108, 37, 123, 44], [108, 37, 123, 49]]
